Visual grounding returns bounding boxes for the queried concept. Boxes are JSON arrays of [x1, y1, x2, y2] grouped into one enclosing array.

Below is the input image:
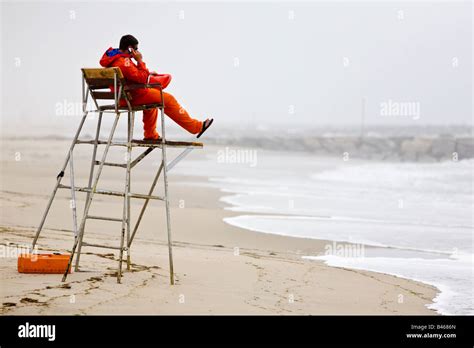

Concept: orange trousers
[[128, 88, 203, 139]]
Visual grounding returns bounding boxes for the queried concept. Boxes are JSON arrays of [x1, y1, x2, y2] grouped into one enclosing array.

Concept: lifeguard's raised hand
[[130, 48, 143, 63]]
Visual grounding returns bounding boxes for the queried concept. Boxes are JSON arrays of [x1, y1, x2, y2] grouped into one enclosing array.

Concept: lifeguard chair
[[30, 67, 203, 284]]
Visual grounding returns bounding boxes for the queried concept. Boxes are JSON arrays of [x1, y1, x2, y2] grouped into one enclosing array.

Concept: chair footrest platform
[[76, 139, 203, 148]]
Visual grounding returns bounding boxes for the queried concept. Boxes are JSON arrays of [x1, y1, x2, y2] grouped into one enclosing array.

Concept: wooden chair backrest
[[82, 67, 126, 101]]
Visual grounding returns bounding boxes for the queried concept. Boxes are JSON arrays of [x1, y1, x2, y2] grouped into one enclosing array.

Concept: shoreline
[[177, 174, 447, 314]]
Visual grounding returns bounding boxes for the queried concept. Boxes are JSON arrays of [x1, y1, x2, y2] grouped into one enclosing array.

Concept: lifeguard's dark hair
[[119, 35, 139, 51]]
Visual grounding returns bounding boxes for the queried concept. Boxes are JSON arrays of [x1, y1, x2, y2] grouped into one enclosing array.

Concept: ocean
[[173, 145, 473, 315]]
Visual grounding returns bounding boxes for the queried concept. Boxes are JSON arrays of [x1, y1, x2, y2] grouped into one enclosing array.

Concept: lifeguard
[[100, 34, 213, 140]]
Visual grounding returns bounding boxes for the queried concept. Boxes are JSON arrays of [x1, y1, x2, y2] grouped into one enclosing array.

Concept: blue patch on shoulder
[[106, 48, 123, 57]]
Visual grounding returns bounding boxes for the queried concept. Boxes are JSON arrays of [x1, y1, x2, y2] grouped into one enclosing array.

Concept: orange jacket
[[99, 47, 172, 96]]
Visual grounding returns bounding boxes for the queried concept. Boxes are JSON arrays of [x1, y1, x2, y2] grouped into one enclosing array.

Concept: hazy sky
[[1, 0, 472, 131]]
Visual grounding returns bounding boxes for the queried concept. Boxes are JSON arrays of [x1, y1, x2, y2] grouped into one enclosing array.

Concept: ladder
[[30, 68, 203, 284]]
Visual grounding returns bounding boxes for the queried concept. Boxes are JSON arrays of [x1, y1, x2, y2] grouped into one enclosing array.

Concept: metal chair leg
[[123, 111, 134, 272], [75, 111, 103, 271], [160, 106, 174, 285], [68, 149, 78, 239]]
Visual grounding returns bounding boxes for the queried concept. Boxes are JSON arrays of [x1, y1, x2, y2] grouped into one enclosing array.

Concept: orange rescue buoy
[[18, 253, 71, 274]]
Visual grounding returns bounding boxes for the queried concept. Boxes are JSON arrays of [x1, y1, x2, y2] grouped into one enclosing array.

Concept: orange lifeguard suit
[[100, 47, 202, 140]]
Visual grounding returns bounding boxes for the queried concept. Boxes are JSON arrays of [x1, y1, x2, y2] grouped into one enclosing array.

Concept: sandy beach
[[0, 137, 438, 315]]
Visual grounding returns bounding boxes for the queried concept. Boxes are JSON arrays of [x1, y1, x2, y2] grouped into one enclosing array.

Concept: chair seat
[[99, 103, 163, 111]]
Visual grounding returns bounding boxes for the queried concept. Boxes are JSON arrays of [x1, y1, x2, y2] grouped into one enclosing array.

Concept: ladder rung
[[129, 192, 164, 200], [86, 215, 123, 222], [81, 242, 125, 250], [58, 185, 165, 200], [94, 160, 127, 168]]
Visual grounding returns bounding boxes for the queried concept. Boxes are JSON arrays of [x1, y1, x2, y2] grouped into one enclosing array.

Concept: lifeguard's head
[[119, 34, 139, 52]]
